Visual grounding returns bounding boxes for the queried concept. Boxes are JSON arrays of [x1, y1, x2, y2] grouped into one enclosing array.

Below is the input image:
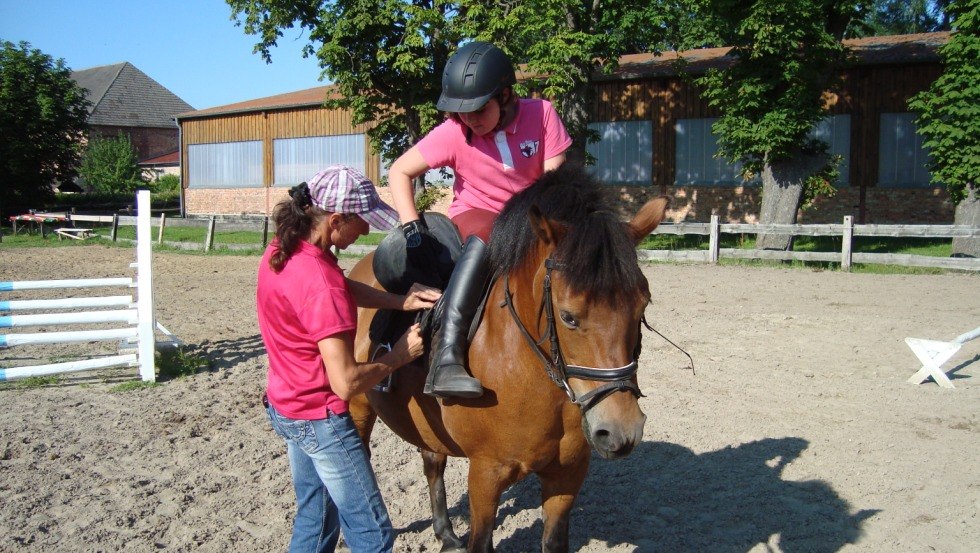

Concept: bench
[[54, 227, 93, 241]]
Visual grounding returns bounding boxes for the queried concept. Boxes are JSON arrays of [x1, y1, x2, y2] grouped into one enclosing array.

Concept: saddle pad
[[373, 212, 463, 294]]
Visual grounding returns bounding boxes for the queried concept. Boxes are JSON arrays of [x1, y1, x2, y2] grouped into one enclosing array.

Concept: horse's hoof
[[438, 536, 466, 552]]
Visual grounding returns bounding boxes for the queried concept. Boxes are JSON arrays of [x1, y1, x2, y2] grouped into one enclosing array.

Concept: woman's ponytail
[[269, 183, 317, 272]]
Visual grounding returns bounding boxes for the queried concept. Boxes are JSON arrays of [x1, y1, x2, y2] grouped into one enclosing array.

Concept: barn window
[[274, 134, 366, 186], [674, 118, 753, 186], [586, 121, 652, 185], [878, 113, 934, 188], [810, 115, 851, 186], [187, 141, 263, 188]]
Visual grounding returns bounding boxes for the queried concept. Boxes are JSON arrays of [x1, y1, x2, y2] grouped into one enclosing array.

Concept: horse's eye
[[559, 310, 578, 329]]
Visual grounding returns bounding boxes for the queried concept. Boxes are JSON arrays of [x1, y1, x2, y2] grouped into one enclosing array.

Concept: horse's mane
[[488, 164, 645, 307]]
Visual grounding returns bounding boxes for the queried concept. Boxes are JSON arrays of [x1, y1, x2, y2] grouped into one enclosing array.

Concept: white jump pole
[[0, 354, 138, 381], [0, 310, 138, 328], [0, 190, 157, 383], [135, 189, 156, 382], [0, 296, 133, 311], [0, 278, 133, 291]]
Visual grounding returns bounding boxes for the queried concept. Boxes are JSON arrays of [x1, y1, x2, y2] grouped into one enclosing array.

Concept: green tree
[[0, 40, 89, 215], [452, 1, 683, 156], [225, 1, 678, 167], [227, 0, 458, 170], [79, 133, 147, 193], [909, 0, 979, 256], [854, 0, 951, 36], [687, 0, 863, 249]]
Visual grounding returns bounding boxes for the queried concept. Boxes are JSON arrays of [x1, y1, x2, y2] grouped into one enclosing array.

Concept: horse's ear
[[628, 196, 670, 244], [529, 205, 560, 245]]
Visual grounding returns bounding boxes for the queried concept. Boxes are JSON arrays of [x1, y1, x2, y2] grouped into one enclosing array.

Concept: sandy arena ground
[[0, 245, 977, 552]]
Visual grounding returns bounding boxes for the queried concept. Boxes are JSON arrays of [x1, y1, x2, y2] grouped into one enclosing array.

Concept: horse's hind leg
[[422, 450, 465, 552], [348, 394, 377, 454]]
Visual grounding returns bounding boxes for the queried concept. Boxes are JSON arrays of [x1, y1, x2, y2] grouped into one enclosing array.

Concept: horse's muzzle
[[583, 409, 646, 460]]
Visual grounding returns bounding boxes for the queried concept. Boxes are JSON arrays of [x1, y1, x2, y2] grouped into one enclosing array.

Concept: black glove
[[401, 218, 446, 287], [401, 219, 429, 249]]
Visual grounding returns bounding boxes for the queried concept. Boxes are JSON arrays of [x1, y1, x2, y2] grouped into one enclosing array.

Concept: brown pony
[[348, 165, 669, 552]]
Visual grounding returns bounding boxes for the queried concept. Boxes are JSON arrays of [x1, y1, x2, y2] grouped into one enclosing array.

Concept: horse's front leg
[[538, 459, 589, 553], [421, 449, 465, 552], [466, 458, 521, 553]]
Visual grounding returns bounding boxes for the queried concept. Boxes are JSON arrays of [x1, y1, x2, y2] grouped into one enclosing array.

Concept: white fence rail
[[640, 215, 980, 271]]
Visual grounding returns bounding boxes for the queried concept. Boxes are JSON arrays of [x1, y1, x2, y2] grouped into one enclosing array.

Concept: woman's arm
[[346, 279, 440, 310], [388, 146, 431, 224], [319, 324, 423, 400]]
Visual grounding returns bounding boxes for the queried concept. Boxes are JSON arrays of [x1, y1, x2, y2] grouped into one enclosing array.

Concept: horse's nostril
[[594, 428, 610, 439]]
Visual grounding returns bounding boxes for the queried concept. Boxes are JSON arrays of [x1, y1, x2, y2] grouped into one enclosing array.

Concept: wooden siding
[[180, 55, 944, 221], [180, 106, 382, 190], [586, 62, 941, 193]]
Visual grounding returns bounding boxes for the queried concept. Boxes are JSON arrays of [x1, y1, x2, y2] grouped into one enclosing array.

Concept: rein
[[502, 258, 645, 413]]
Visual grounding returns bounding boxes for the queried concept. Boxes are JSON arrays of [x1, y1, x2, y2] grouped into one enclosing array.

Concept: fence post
[[205, 216, 216, 253], [157, 213, 167, 245], [262, 217, 269, 247], [709, 215, 720, 264], [111, 214, 120, 242], [841, 216, 853, 272]]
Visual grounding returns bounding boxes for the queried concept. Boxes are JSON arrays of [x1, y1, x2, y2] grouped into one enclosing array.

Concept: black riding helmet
[[436, 42, 516, 113]]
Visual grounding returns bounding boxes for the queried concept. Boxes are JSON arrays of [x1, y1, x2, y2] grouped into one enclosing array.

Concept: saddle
[[368, 213, 488, 393], [373, 212, 462, 295]]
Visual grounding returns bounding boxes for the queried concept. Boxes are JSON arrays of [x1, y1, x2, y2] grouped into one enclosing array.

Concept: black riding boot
[[424, 236, 488, 398]]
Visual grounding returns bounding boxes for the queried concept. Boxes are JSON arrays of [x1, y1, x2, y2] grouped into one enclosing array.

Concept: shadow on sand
[[422, 437, 877, 552]]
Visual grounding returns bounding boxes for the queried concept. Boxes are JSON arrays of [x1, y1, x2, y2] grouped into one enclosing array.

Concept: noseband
[[502, 258, 645, 413]]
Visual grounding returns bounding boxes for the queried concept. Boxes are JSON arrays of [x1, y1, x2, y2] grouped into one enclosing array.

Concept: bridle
[[502, 258, 645, 413]]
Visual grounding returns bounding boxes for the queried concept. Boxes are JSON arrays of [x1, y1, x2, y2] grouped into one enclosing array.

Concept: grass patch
[[157, 347, 210, 380], [109, 380, 160, 393], [0, 375, 62, 389]]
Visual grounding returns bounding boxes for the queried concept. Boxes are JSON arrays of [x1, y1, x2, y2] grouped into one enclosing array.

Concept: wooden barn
[[176, 32, 950, 224]]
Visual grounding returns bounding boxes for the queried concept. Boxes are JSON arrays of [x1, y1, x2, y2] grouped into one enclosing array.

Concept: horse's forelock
[[489, 165, 646, 306], [555, 212, 646, 307]]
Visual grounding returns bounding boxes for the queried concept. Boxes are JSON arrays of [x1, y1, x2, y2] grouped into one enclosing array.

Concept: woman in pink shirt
[[257, 165, 440, 552], [388, 42, 572, 399]]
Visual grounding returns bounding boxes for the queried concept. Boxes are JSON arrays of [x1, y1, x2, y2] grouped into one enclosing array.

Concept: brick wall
[[91, 125, 178, 161], [186, 185, 454, 220], [187, 183, 954, 225], [605, 185, 954, 224]]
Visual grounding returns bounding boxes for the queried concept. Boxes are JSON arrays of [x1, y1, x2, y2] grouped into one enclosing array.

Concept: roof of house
[[176, 32, 948, 119], [72, 62, 194, 128], [177, 85, 335, 120], [604, 31, 948, 81], [138, 150, 180, 166]]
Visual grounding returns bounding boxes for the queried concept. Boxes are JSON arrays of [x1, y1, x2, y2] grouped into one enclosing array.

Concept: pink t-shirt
[[416, 98, 572, 218], [256, 239, 357, 420]]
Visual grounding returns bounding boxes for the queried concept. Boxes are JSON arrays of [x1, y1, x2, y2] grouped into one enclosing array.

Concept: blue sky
[[0, 0, 325, 110]]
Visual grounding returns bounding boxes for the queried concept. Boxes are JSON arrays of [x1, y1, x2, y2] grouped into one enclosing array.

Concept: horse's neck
[[482, 256, 546, 350]]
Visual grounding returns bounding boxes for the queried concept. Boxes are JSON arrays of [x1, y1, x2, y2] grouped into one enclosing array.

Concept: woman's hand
[[403, 283, 441, 311], [392, 323, 425, 364]]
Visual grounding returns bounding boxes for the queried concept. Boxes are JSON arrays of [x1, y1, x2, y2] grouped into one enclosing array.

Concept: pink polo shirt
[[417, 98, 572, 218], [256, 239, 356, 420]]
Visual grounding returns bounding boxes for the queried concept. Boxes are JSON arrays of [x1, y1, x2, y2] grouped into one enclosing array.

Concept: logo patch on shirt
[[519, 139, 540, 158]]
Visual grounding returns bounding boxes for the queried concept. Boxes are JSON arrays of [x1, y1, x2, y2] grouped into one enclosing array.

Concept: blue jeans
[[266, 403, 395, 553]]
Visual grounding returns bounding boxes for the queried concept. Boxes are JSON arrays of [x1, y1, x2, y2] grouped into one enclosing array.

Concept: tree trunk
[[952, 186, 979, 258], [756, 152, 826, 250], [559, 78, 591, 164]]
